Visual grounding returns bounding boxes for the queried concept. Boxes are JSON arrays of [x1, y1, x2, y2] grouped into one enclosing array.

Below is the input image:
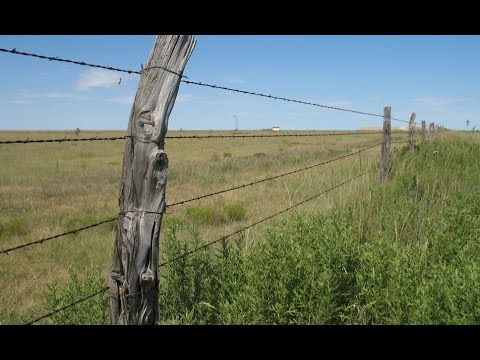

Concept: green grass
[[154, 134, 480, 324], [186, 203, 246, 225], [44, 266, 108, 325], [3, 128, 478, 324]]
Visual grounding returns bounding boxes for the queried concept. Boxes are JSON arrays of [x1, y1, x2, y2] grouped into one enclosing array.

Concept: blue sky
[[0, 35, 479, 131]]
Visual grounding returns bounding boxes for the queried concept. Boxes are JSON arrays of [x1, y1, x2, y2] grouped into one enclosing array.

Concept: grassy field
[[1, 128, 466, 324]]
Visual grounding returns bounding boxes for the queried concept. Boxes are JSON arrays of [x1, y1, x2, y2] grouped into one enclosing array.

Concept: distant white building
[[272, 126, 280, 132]]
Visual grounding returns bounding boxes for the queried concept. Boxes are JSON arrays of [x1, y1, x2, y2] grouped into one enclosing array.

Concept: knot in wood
[[141, 270, 154, 283]]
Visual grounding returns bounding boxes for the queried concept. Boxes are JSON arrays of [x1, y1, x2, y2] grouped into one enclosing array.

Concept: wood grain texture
[[109, 35, 195, 325], [380, 106, 391, 182], [408, 112, 416, 152]]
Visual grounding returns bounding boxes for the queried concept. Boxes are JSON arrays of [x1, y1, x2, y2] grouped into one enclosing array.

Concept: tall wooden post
[[109, 35, 196, 325], [429, 122, 434, 140], [408, 112, 416, 152], [421, 120, 426, 142], [380, 106, 391, 182]]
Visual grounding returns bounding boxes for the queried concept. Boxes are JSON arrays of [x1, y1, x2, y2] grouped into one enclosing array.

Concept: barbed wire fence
[[0, 47, 414, 124], [0, 46, 435, 324]]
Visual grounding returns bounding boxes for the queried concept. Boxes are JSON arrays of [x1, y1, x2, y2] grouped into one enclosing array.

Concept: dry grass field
[[0, 129, 409, 322]]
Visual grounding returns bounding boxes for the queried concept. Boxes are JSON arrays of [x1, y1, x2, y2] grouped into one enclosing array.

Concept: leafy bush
[[44, 266, 107, 324]]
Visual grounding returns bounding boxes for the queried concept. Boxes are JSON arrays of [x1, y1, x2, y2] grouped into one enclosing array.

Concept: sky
[[0, 35, 479, 131]]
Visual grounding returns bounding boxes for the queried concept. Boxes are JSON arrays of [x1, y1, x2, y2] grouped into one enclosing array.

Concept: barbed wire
[[159, 168, 374, 267], [0, 47, 415, 123], [167, 142, 382, 207], [20, 167, 379, 324], [26, 286, 109, 325], [163, 131, 388, 139], [182, 79, 416, 124], [0, 131, 397, 145], [0, 136, 126, 145], [1, 140, 411, 256], [0, 48, 185, 78], [1, 140, 400, 255], [0, 218, 116, 255], [391, 117, 411, 124]]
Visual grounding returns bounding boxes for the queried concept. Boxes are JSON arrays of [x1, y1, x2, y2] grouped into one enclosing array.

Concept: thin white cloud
[[367, 96, 384, 101], [198, 99, 250, 105], [21, 91, 91, 100], [174, 93, 254, 105], [76, 69, 123, 91], [8, 99, 35, 104], [324, 100, 353, 108], [225, 76, 247, 84], [176, 93, 194, 103], [412, 97, 472, 108], [306, 98, 354, 109], [106, 95, 135, 104]]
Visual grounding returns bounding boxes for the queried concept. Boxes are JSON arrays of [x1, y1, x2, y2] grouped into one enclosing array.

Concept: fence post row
[[108, 35, 196, 325], [380, 106, 391, 182], [408, 112, 416, 152]]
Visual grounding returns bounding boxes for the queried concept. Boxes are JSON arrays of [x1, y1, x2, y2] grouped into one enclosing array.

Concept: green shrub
[[44, 266, 108, 324], [157, 139, 480, 324]]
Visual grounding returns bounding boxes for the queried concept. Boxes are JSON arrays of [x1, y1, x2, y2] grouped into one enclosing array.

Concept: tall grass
[[3, 130, 479, 324], [155, 136, 480, 324]]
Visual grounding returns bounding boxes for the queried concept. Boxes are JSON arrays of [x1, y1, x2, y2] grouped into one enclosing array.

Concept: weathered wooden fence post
[[408, 112, 416, 152], [109, 35, 196, 325], [429, 122, 434, 140], [380, 106, 391, 182], [421, 120, 426, 142]]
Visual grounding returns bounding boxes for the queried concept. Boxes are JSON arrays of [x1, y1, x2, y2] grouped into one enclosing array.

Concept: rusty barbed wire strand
[[1, 141, 399, 255], [0, 47, 184, 78], [22, 167, 378, 324], [0, 47, 416, 123], [182, 79, 416, 123], [167, 142, 382, 207], [1, 141, 410, 256], [26, 286, 110, 325], [159, 168, 374, 267], [24, 169, 375, 324], [0, 131, 400, 145], [0, 218, 117, 255], [0, 136, 126, 145]]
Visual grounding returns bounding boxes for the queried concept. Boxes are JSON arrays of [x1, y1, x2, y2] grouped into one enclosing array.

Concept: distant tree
[[466, 120, 470, 131], [75, 128, 80, 136]]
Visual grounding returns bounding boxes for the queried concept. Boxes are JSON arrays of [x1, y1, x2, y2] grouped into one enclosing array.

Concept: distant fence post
[[408, 112, 416, 152], [380, 106, 391, 182], [109, 35, 195, 325], [422, 121, 426, 142]]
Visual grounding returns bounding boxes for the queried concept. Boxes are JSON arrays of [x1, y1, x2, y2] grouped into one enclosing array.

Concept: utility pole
[[234, 115, 238, 131]]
